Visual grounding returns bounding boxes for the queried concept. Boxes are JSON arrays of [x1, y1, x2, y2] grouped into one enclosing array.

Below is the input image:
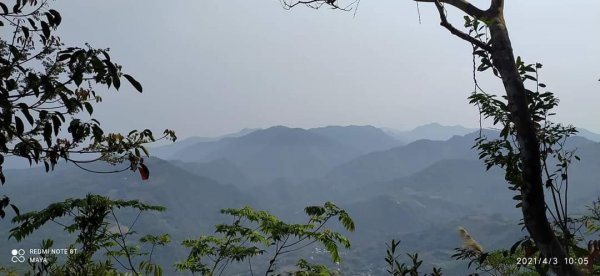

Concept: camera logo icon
[[11, 249, 25, 263]]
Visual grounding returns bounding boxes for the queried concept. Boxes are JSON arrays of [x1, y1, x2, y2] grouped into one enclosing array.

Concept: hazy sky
[[53, 0, 599, 138]]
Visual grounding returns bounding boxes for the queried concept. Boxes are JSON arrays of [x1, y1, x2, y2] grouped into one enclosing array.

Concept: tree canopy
[[0, 0, 175, 218]]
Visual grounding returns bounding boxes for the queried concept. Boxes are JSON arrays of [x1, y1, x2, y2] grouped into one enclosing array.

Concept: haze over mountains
[[2, 123, 599, 274], [383, 123, 476, 143]]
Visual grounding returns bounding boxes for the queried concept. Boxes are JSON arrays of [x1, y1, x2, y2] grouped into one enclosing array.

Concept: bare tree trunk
[[411, 0, 583, 274], [487, 11, 581, 276]]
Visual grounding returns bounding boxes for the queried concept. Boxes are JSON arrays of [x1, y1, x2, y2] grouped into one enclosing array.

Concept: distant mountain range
[[577, 128, 600, 142], [383, 123, 477, 143], [308, 125, 403, 154], [382, 123, 600, 143], [323, 131, 487, 189], [1, 123, 599, 274], [149, 128, 258, 160], [151, 124, 489, 185], [170, 126, 363, 184]]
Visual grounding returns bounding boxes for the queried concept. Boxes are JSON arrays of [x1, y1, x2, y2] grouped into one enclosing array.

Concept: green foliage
[[468, 56, 583, 255], [9, 194, 169, 275], [0, 266, 19, 276], [582, 199, 600, 235], [577, 199, 600, 274], [10, 194, 164, 241], [461, 15, 596, 275], [176, 202, 354, 275], [433, 23, 589, 274], [450, 228, 551, 275], [452, 246, 542, 276], [384, 239, 442, 276], [0, 0, 176, 217], [287, 259, 340, 276]]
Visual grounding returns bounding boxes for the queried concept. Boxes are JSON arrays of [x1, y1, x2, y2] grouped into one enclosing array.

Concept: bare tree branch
[[414, 0, 486, 18], [280, 0, 356, 11], [431, 0, 492, 51]]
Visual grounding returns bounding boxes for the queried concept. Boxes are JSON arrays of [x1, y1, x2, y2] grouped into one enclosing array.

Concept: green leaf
[[84, 102, 93, 115], [8, 45, 21, 61], [51, 116, 61, 135], [15, 117, 24, 135], [0, 3, 8, 14], [339, 212, 355, 231], [55, 112, 65, 122], [44, 11, 55, 27], [12, 1, 20, 13], [18, 103, 34, 125], [43, 122, 52, 147], [105, 60, 120, 89], [41, 21, 50, 38], [510, 239, 524, 254], [58, 53, 71, 61], [48, 10, 61, 26], [123, 74, 143, 92], [10, 204, 20, 217], [21, 26, 29, 38], [73, 71, 83, 86]]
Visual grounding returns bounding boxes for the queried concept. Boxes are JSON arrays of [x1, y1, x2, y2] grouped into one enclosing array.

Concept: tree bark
[[415, 0, 583, 274], [485, 5, 582, 276]]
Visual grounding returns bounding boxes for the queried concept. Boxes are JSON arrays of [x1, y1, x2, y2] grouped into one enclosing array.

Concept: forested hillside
[[2, 0, 599, 275], [3, 125, 599, 274]]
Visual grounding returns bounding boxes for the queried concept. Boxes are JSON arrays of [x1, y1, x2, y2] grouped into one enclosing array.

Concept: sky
[[52, 0, 600, 139]]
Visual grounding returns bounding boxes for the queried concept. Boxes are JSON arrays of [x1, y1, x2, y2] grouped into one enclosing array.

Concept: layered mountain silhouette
[[308, 125, 403, 154], [150, 128, 258, 160], [577, 128, 600, 142], [2, 123, 599, 274], [323, 131, 488, 189], [384, 123, 477, 143], [168, 126, 367, 184]]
